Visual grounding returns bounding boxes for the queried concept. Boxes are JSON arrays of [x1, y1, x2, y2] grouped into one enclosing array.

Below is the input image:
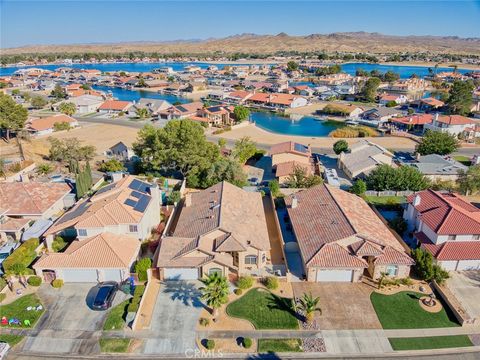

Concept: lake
[[92, 85, 190, 104]]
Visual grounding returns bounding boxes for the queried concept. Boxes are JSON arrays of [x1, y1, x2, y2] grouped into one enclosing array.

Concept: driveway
[[446, 271, 480, 321], [292, 282, 382, 329], [143, 281, 203, 355], [21, 283, 128, 354]]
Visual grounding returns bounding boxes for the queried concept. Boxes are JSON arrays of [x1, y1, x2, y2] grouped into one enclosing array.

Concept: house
[[405, 154, 468, 181], [246, 93, 308, 109], [33, 233, 140, 283], [132, 98, 172, 118], [404, 190, 480, 271], [463, 124, 480, 142], [389, 114, 433, 133], [158, 102, 203, 120], [62, 95, 104, 114], [418, 97, 445, 112], [424, 114, 477, 136], [270, 142, 315, 184], [44, 176, 160, 243], [361, 107, 403, 123], [319, 104, 364, 119], [106, 141, 135, 161], [225, 90, 253, 104], [379, 94, 408, 105], [156, 181, 271, 280], [97, 100, 133, 114], [0, 182, 72, 241], [26, 114, 78, 136], [194, 105, 235, 126], [338, 140, 394, 179], [284, 184, 413, 282]]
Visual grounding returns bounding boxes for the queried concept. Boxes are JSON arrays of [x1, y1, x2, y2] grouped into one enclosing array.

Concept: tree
[[98, 159, 125, 173], [458, 165, 480, 196], [80, 84, 91, 90], [411, 248, 449, 285], [268, 180, 280, 197], [385, 100, 397, 108], [37, 163, 53, 175], [217, 138, 226, 149], [361, 77, 381, 102], [51, 84, 66, 99], [137, 77, 147, 87], [365, 164, 428, 191], [233, 105, 250, 123], [133, 121, 220, 186], [167, 190, 181, 205], [286, 165, 323, 188], [48, 137, 96, 164], [200, 272, 229, 318], [286, 61, 299, 72], [0, 93, 28, 140], [135, 258, 152, 282], [383, 71, 400, 83], [136, 108, 149, 119], [31, 95, 48, 109], [200, 158, 247, 188], [232, 136, 257, 164], [58, 102, 76, 116], [350, 179, 367, 195], [416, 130, 459, 156], [446, 80, 474, 115], [333, 140, 349, 155], [297, 292, 322, 323]]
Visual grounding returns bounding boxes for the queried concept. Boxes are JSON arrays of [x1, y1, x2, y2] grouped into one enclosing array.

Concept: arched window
[[245, 255, 257, 265], [209, 267, 222, 276]]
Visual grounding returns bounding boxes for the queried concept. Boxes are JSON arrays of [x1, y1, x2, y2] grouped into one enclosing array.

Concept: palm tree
[[200, 272, 229, 318], [297, 292, 322, 323], [37, 163, 53, 175]]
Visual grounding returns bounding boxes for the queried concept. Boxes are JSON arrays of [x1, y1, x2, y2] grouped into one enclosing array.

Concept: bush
[[0, 293, 6, 303], [2, 238, 39, 275], [52, 279, 64, 288], [234, 288, 243, 296], [243, 337, 252, 349], [27, 276, 42, 287], [167, 191, 181, 205], [199, 317, 210, 327], [52, 236, 68, 252], [389, 217, 407, 235], [135, 258, 152, 282], [127, 301, 139, 313], [330, 126, 378, 138], [205, 339, 215, 350], [237, 276, 254, 290], [264, 276, 279, 290], [0, 277, 6, 291], [333, 140, 349, 154]]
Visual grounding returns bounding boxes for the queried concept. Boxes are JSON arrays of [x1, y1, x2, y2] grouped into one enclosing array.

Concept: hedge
[[2, 238, 39, 275], [27, 276, 42, 287], [135, 258, 152, 282]]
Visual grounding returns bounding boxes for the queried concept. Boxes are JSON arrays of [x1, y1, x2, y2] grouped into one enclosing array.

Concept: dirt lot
[[292, 282, 382, 329], [21, 123, 140, 163]]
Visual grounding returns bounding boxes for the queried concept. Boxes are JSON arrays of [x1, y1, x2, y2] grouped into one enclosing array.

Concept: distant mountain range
[[3, 32, 480, 55]]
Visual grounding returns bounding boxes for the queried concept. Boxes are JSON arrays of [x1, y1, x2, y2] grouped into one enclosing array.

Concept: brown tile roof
[[309, 243, 368, 268], [270, 141, 311, 157], [0, 182, 71, 216], [407, 190, 480, 235], [98, 100, 132, 111], [27, 114, 76, 132], [275, 161, 312, 178], [0, 217, 30, 231], [33, 233, 140, 269], [437, 115, 476, 126]]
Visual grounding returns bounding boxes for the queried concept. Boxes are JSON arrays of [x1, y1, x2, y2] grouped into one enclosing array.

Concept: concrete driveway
[[292, 282, 382, 329], [143, 281, 203, 355], [446, 271, 480, 321], [21, 283, 128, 354]]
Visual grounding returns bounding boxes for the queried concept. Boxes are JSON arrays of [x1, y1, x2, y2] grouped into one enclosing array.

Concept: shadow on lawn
[[162, 280, 204, 308], [266, 292, 301, 320]]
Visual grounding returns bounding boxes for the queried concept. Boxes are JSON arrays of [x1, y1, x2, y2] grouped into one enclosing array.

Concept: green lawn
[[365, 196, 406, 206], [226, 288, 299, 329], [0, 334, 24, 347], [0, 294, 45, 328], [389, 335, 473, 350], [99, 338, 131, 353], [103, 299, 130, 331], [453, 156, 472, 166], [371, 291, 460, 329], [258, 339, 303, 353]]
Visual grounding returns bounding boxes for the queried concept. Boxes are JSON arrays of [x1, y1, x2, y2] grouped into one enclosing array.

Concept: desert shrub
[[205, 339, 215, 350], [52, 279, 64, 288], [234, 288, 243, 296], [135, 258, 152, 282], [330, 126, 378, 138], [264, 276, 279, 290], [236, 276, 254, 290], [199, 317, 210, 327], [27, 276, 42, 286], [243, 337, 252, 348]]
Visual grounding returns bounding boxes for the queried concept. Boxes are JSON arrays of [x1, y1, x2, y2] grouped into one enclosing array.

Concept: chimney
[[415, 152, 421, 161], [185, 193, 192, 207], [291, 195, 298, 209], [413, 194, 421, 206], [434, 113, 439, 122]]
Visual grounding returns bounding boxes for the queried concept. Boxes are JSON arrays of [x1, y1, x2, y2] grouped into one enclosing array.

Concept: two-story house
[[424, 114, 477, 136], [155, 181, 271, 281], [270, 141, 316, 184], [404, 190, 480, 271]]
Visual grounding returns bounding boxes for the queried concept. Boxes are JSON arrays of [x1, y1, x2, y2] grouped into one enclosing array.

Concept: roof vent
[[291, 195, 298, 209], [413, 194, 421, 206]]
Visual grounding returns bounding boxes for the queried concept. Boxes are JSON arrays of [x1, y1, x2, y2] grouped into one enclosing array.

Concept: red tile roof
[[407, 190, 480, 235], [418, 232, 480, 261], [391, 114, 433, 126], [98, 100, 132, 111], [27, 114, 76, 132], [437, 115, 476, 126], [421, 97, 444, 107]]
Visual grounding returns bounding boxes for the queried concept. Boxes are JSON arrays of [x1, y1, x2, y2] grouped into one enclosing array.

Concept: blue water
[[0, 61, 473, 78], [92, 85, 190, 104], [251, 112, 343, 137]]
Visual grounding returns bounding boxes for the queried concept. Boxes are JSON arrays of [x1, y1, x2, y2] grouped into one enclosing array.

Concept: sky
[[1, 0, 479, 48]]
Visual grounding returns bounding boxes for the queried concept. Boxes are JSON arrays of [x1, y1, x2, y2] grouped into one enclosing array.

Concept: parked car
[[90, 281, 119, 311], [0, 241, 19, 275]]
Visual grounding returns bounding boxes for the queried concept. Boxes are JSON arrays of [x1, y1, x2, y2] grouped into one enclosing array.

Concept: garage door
[[103, 269, 124, 282], [456, 260, 480, 271], [316, 269, 353, 282], [164, 268, 198, 280], [62, 269, 99, 283]]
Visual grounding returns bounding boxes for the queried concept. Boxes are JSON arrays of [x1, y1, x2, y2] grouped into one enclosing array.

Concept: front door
[[42, 270, 56, 283]]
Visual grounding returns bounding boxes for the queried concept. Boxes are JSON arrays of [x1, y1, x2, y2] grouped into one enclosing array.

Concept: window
[[448, 235, 457, 241], [473, 235, 480, 241], [78, 229, 87, 237], [245, 255, 257, 265], [129, 225, 138, 233], [262, 253, 266, 263], [209, 268, 222, 276], [386, 265, 398, 276]]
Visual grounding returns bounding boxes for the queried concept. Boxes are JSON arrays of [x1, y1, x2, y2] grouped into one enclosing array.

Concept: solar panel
[[95, 183, 116, 195], [133, 195, 151, 213], [128, 179, 150, 194], [131, 190, 143, 199], [124, 198, 137, 207], [294, 143, 308, 153]]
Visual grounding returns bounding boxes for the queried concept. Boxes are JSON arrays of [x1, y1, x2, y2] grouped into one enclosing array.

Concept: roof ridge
[[100, 234, 130, 266], [324, 184, 357, 237]]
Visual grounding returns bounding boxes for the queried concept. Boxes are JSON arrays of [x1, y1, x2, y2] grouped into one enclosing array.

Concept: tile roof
[[27, 114, 76, 132], [275, 161, 312, 177], [421, 97, 444, 107], [0, 217, 30, 231], [98, 100, 132, 111], [418, 232, 480, 261], [391, 114, 433, 126], [309, 243, 368, 268], [0, 182, 71, 216], [407, 190, 480, 235], [437, 115, 476, 126], [270, 141, 311, 157], [33, 232, 140, 269]]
